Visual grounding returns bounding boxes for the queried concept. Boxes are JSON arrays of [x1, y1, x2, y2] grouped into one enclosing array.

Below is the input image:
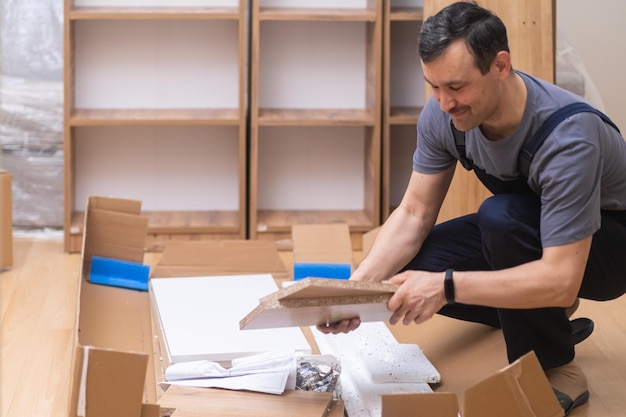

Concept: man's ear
[[493, 50, 512, 80]]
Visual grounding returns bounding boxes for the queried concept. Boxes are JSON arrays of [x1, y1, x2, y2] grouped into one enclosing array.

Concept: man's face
[[422, 39, 500, 132]]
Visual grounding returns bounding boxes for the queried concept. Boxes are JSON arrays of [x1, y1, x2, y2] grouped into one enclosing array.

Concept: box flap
[[462, 351, 564, 417], [88, 195, 142, 215], [382, 392, 458, 417], [158, 385, 333, 417], [292, 224, 353, 279], [293, 224, 353, 264], [81, 196, 147, 279], [69, 346, 148, 417], [151, 240, 288, 279]]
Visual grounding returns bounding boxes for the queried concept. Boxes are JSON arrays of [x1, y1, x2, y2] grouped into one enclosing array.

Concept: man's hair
[[418, 1, 510, 74]]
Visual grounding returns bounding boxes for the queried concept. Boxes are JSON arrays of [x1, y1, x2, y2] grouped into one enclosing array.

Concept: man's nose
[[438, 91, 455, 113]]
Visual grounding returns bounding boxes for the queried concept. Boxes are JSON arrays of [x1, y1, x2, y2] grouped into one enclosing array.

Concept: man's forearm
[[352, 205, 432, 282]]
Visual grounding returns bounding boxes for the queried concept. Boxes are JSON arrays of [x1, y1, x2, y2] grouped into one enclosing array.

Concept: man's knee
[[477, 194, 541, 234]]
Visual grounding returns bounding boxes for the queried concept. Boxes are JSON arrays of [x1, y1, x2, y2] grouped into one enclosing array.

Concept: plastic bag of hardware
[[296, 354, 342, 399]]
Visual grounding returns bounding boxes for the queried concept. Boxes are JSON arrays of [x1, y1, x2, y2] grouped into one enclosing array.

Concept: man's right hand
[[315, 317, 362, 334]]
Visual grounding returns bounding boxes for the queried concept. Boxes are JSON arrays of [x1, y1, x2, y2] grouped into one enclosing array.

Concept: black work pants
[[401, 193, 626, 369]]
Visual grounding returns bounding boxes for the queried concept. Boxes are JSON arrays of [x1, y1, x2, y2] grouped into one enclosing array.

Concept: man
[[317, 1, 626, 415]]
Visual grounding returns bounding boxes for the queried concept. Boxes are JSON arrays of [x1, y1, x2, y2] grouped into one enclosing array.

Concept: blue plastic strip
[[89, 256, 150, 291], [293, 262, 351, 281]]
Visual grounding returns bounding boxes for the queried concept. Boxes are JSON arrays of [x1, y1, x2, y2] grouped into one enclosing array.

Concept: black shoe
[[571, 317, 594, 345], [553, 388, 589, 415]]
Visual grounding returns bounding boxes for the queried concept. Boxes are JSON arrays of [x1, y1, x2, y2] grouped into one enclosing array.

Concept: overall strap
[[452, 102, 621, 177], [518, 102, 620, 177], [451, 121, 474, 170]]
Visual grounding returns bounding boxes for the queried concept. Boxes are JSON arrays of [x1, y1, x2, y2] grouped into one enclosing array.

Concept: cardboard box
[[381, 351, 563, 417], [67, 196, 158, 417], [67, 208, 362, 416], [150, 239, 346, 413], [1, 170, 13, 270], [290, 225, 563, 416]]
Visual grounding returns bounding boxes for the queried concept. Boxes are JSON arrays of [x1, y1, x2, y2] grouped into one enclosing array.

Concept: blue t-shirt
[[413, 70, 626, 247]]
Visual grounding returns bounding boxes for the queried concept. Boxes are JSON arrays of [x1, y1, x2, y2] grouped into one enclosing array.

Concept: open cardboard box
[[67, 196, 158, 417], [67, 198, 340, 417], [381, 351, 563, 417], [290, 224, 564, 417], [1, 170, 13, 270]]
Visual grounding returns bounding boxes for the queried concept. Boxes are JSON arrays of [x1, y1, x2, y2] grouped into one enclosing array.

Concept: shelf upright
[[382, 0, 425, 219]]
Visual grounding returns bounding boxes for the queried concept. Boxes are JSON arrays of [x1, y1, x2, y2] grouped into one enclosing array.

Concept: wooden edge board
[[278, 294, 393, 308], [261, 277, 397, 303]]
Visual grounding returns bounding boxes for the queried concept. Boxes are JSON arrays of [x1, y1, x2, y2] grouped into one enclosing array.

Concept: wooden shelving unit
[[249, 0, 383, 246], [382, 0, 425, 219], [61, 0, 553, 252], [63, 1, 248, 252]]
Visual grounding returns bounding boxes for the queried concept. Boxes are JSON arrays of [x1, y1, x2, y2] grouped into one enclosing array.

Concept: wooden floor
[[2, 236, 626, 416]]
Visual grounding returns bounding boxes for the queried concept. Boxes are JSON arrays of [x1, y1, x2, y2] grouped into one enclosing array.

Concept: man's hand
[[315, 317, 362, 334], [386, 270, 447, 325]]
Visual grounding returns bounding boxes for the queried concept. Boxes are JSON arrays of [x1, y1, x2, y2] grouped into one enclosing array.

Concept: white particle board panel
[[150, 274, 311, 364]]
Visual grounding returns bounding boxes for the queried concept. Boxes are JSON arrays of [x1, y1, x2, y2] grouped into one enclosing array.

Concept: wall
[[557, 0, 626, 131]]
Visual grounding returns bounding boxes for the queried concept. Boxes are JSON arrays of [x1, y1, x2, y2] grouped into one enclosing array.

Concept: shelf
[[70, 210, 241, 235], [389, 6, 424, 21], [389, 106, 423, 125], [259, 7, 377, 21], [69, 109, 241, 126], [255, 210, 375, 233], [257, 108, 376, 126], [68, 7, 241, 20]]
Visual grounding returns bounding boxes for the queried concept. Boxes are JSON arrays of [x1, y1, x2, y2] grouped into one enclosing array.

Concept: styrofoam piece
[[311, 322, 438, 417], [293, 262, 351, 280], [359, 340, 440, 384], [89, 256, 150, 291]]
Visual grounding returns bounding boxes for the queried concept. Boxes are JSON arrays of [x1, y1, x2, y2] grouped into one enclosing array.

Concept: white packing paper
[[162, 349, 297, 395]]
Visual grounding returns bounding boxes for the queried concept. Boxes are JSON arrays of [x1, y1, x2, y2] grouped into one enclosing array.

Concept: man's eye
[[449, 86, 462, 91]]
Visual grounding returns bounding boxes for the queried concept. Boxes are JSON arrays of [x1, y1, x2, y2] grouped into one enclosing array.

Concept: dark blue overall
[[402, 103, 626, 369]]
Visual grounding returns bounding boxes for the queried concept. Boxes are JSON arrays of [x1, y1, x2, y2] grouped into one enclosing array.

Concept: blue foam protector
[[293, 262, 351, 281], [89, 256, 150, 291]]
